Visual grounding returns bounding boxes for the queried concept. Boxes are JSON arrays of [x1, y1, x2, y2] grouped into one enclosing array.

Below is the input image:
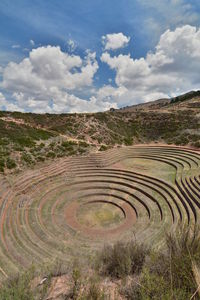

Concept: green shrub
[[124, 136, 133, 146], [0, 158, 5, 172], [16, 137, 36, 147], [46, 151, 56, 158], [174, 135, 189, 145], [36, 155, 45, 162], [0, 158, 5, 167], [62, 140, 77, 147], [83, 277, 106, 300], [0, 138, 9, 146], [165, 225, 200, 293], [69, 263, 82, 299], [13, 144, 24, 151], [96, 241, 148, 279], [78, 148, 87, 154], [21, 153, 33, 164], [192, 141, 200, 148], [99, 145, 108, 151], [78, 141, 89, 148], [0, 270, 35, 300], [133, 225, 200, 300], [38, 142, 45, 148], [6, 157, 16, 169], [122, 269, 189, 300]]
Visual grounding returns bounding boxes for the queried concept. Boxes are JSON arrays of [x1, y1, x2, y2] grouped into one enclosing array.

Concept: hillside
[[0, 90, 200, 173]]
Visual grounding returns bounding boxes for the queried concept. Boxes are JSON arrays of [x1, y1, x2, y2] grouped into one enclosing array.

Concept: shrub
[[0, 158, 5, 172], [78, 141, 89, 148], [122, 269, 189, 300], [124, 137, 133, 146], [69, 263, 82, 299], [36, 155, 45, 162], [83, 278, 106, 300], [16, 137, 36, 148], [0, 138, 9, 146], [21, 153, 33, 165], [192, 141, 200, 148], [99, 145, 108, 152], [134, 225, 200, 300], [78, 147, 87, 154], [165, 225, 200, 293], [62, 140, 77, 147], [46, 151, 56, 158], [0, 269, 35, 300], [96, 241, 148, 279], [6, 157, 16, 169]]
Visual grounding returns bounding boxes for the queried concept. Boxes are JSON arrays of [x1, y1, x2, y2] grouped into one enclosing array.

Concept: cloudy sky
[[0, 0, 200, 113]]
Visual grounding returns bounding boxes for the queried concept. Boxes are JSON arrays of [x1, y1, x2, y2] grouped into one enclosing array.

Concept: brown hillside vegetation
[[0, 91, 200, 299], [0, 90, 200, 173]]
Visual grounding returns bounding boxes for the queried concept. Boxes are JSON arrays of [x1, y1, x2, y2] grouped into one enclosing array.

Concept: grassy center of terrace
[[77, 202, 125, 229]]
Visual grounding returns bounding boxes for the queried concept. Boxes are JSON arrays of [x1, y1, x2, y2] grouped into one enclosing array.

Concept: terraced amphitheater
[[0, 144, 200, 281]]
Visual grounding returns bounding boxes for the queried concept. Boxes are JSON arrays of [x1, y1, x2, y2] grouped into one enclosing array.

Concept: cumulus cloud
[[30, 39, 35, 46], [0, 45, 114, 112], [102, 33, 130, 50], [101, 25, 200, 105], [1, 26, 200, 113], [0, 92, 23, 111]]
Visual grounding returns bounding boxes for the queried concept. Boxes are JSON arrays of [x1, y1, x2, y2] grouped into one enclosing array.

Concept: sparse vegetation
[[96, 241, 148, 279], [1, 227, 199, 299], [0, 91, 200, 172], [121, 226, 200, 300], [0, 91, 200, 299]]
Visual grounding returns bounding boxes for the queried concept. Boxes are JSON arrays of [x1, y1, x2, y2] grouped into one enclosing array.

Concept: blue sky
[[0, 0, 200, 113]]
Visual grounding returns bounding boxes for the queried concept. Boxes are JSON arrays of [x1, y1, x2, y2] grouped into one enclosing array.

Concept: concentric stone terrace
[[0, 145, 200, 280]]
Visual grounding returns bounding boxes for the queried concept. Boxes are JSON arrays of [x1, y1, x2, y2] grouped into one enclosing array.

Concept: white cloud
[[12, 45, 21, 49], [0, 45, 107, 113], [100, 25, 200, 105], [2, 46, 98, 91], [0, 92, 5, 102], [0, 92, 23, 111], [138, 0, 199, 42], [139, 0, 199, 25], [102, 33, 130, 50], [67, 39, 76, 52], [30, 39, 35, 46], [1, 25, 200, 113]]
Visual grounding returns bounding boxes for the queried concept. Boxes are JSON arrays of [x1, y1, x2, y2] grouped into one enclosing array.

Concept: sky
[[0, 0, 200, 113]]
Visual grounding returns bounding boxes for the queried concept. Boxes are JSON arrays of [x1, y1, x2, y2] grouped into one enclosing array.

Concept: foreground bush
[[96, 241, 148, 279], [0, 269, 35, 300], [122, 225, 200, 300], [0, 227, 200, 299]]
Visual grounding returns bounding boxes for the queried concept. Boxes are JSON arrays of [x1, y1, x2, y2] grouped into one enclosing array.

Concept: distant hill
[[171, 90, 200, 104], [113, 90, 200, 112], [115, 98, 170, 112]]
